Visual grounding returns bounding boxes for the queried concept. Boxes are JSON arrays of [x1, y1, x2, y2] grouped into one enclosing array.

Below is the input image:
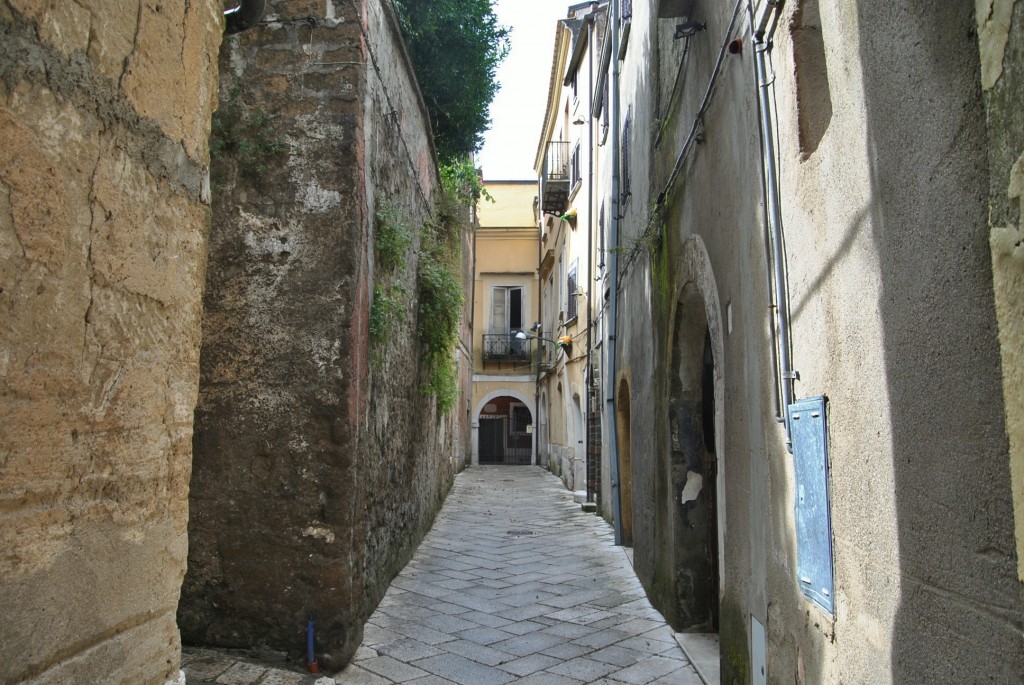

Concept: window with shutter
[[567, 262, 578, 321], [490, 286, 523, 333], [570, 143, 581, 194]]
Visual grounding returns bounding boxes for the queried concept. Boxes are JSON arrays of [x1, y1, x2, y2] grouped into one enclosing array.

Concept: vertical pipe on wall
[[605, 0, 623, 546], [585, 11, 596, 504], [536, 197, 544, 467], [751, 2, 795, 448]]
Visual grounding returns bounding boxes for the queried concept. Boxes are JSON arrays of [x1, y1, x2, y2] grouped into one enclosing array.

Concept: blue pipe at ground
[[306, 618, 315, 665]]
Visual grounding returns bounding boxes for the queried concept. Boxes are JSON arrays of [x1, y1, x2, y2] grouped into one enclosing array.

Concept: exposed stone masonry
[[178, 0, 466, 672], [0, 1, 222, 683]]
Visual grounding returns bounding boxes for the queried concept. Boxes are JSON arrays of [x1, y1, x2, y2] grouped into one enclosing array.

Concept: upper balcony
[[539, 141, 570, 215], [482, 333, 533, 369]]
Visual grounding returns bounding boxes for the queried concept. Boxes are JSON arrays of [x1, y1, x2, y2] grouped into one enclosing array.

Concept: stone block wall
[[179, 0, 465, 670], [0, 2, 222, 684]]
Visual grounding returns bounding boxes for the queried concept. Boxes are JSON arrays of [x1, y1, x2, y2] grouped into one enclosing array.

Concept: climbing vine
[[375, 199, 414, 273], [370, 282, 408, 348], [370, 162, 477, 414], [209, 80, 286, 182], [370, 200, 414, 361], [416, 160, 475, 415]]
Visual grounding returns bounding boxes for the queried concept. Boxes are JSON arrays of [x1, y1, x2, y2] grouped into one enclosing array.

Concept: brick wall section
[[179, 0, 465, 670], [0, 2, 222, 684]]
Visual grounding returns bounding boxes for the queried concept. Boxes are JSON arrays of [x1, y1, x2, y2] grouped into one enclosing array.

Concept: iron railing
[[482, 333, 532, 363], [543, 141, 570, 181], [540, 141, 571, 215]]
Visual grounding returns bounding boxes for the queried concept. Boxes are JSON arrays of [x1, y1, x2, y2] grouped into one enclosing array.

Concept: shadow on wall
[[617, 376, 634, 547], [855, 1, 1023, 681]]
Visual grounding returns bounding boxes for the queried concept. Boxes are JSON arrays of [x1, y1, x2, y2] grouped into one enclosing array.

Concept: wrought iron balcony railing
[[540, 141, 570, 214], [482, 333, 532, 364]]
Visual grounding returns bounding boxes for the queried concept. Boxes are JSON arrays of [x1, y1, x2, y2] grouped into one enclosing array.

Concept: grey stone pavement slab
[[183, 467, 710, 685], [337, 466, 703, 684]]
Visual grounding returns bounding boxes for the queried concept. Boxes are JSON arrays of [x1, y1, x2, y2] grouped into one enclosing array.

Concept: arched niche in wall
[[665, 235, 726, 632]]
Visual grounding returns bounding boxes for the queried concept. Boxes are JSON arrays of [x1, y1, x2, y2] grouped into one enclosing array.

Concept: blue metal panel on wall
[[788, 395, 834, 615]]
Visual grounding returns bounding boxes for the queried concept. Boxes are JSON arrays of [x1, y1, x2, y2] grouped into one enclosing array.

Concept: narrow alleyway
[[183, 466, 712, 684]]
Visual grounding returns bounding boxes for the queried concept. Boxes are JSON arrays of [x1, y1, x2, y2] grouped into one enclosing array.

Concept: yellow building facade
[[471, 181, 540, 465]]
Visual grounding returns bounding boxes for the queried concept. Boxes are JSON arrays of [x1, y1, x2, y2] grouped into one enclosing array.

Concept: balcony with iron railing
[[540, 141, 570, 215], [482, 333, 533, 368]]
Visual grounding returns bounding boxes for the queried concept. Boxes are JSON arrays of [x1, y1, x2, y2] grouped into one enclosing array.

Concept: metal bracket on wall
[[788, 395, 834, 616]]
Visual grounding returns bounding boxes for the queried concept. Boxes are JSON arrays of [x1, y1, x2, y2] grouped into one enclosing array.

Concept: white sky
[[476, 0, 573, 181]]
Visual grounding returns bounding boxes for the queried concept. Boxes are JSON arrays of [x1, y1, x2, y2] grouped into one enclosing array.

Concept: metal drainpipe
[[585, 12, 596, 505], [536, 199, 543, 467], [751, 3, 795, 449], [605, 0, 623, 546], [224, 0, 266, 34]]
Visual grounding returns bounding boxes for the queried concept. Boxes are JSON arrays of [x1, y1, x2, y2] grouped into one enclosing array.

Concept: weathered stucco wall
[[179, 0, 463, 671], [978, 0, 1024, 583], [614, 0, 1022, 683], [0, 2, 221, 683]]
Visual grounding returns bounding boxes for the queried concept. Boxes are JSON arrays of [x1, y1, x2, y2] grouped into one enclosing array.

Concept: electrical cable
[[343, 0, 436, 215]]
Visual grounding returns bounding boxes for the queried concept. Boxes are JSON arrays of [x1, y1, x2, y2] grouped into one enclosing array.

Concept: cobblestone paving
[[183, 466, 703, 684], [336, 466, 700, 685]]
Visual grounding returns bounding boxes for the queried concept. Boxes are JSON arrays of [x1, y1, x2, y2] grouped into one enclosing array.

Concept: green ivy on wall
[[209, 80, 286, 183]]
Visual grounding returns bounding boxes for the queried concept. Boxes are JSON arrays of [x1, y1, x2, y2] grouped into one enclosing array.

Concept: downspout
[[536, 197, 543, 467], [224, 0, 266, 34], [605, 0, 623, 546], [751, 0, 795, 449], [585, 11, 596, 504]]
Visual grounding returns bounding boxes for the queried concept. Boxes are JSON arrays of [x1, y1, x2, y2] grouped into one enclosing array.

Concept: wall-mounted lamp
[[224, 0, 266, 34], [516, 330, 573, 355], [572, 116, 587, 126], [674, 20, 706, 39]]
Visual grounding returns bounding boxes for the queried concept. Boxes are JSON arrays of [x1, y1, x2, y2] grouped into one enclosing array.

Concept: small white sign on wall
[[751, 615, 766, 685]]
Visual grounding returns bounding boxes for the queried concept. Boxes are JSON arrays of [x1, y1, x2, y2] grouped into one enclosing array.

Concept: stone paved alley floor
[[184, 466, 717, 685]]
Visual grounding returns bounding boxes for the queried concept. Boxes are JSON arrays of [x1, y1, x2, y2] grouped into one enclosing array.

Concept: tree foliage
[[391, 0, 509, 162]]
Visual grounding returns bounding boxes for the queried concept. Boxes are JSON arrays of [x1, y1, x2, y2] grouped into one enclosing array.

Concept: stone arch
[[665, 234, 726, 632], [472, 390, 536, 466]]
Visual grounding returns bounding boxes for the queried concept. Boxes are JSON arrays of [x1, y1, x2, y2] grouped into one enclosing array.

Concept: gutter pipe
[[224, 0, 266, 34], [585, 11, 596, 505], [750, 1, 795, 449], [605, 0, 623, 546]]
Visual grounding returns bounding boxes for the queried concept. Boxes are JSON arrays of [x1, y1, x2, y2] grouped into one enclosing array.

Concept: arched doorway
[[478, 395, 533, 465], [669, 282, 720, 631], [616, 377, 634, 546]]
